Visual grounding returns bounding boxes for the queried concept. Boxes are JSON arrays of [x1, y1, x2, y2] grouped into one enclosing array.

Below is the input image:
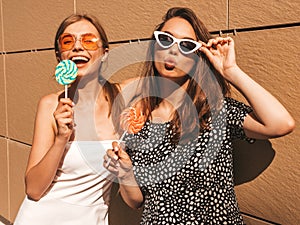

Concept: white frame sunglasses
[[154, 31, 201, 54]]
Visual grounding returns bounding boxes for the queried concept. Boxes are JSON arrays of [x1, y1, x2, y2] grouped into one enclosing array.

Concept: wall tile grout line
[[0, 215, 12, 225], [0, 135, 32, 147], [73, 0, 76, 14], [0, 0, 11, 221], [241, 212, 282, 225], [0, 21, 299, 56], [227, 0, 230, 30]]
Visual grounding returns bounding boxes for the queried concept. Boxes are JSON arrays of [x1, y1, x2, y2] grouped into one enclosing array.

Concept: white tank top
[[14, 141, 116, 225]]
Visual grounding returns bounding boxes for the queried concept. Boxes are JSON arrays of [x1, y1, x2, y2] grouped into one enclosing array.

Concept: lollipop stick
[[119, 121, 130, 142], [119, 131, 127, 142], [64, 85, 68, 98]]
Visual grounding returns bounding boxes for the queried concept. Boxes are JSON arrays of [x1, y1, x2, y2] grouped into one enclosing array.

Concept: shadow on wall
[[233, 139, 275, 186]]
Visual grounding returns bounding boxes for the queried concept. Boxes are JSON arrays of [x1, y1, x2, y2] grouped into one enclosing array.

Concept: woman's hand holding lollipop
[[54, 59, 78, 139], [104, 106, 146, 178]]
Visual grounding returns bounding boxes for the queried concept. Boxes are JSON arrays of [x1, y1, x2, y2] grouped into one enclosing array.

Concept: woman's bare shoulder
[[119, 77, 139, 90], [37, 92, 61, 112]]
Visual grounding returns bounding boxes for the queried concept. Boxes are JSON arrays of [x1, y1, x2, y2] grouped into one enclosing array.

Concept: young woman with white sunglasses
[[104, 7, 295, 225]]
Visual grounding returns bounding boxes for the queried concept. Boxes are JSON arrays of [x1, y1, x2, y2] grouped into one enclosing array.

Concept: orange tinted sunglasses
[[58, 33, 100, 52]]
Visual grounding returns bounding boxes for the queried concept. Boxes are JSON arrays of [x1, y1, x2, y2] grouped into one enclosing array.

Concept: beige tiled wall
[[233, 26, 300, 225], [6, 52, 60, 144], [0, 139, 9, 220], [230, 0, 300, 27], [0, 56, 6, 136], [0, 0, 299, 224], [8, 141, 30, 221]]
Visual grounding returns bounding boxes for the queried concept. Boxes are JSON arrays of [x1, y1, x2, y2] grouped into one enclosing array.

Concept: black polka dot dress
[[125, 98, 254, 225]]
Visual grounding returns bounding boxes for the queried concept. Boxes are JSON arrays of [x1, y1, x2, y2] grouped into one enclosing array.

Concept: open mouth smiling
[[70, 56, 90, 66]]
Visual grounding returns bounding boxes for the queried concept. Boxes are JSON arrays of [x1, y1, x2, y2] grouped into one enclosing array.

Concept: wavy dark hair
[[138, 7, 231, 143]]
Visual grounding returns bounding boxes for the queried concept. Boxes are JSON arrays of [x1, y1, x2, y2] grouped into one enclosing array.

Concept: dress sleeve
[[225, 97, 255, 143]]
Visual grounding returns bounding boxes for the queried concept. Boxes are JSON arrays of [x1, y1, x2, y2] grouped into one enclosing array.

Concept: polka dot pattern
[[125, 98, 253, 224]]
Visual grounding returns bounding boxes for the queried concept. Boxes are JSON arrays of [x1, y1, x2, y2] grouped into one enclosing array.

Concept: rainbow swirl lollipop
[[55, 60, 78, 98]]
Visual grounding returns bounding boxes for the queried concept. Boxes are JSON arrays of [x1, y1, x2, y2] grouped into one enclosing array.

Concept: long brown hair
[[139, 7, 231, 143]]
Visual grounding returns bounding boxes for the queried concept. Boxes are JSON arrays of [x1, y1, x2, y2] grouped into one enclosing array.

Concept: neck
[[152, 76, 189, 121], [158, 75, 189, 99], [68, 73, 103, 105]]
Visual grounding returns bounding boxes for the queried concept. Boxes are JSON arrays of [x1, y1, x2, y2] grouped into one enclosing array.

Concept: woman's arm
[[25, 95, 74, 201], [104, 142, 144, 209], [222, 65, 294, 139], [200, 37, 295, 139]]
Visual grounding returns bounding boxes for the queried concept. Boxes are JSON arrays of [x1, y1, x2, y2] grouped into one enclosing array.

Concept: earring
[[101, 52, 108, 62], [55, 51, 61, 62]]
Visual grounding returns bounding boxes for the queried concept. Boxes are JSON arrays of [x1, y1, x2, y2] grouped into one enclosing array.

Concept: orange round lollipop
[[105, 106, 146, 168], [120, 107, 145, 135]]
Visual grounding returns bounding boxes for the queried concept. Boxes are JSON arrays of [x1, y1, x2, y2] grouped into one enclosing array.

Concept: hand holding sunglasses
[[198, 36, 236, 77], [154, 31, 202, 54], [58, 33, 101, 52]]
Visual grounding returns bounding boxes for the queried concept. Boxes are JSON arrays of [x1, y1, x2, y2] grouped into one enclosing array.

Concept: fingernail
[[105, 158, 111, 168], [72, 102, 75, 106], [114, 146, 119, 152]]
